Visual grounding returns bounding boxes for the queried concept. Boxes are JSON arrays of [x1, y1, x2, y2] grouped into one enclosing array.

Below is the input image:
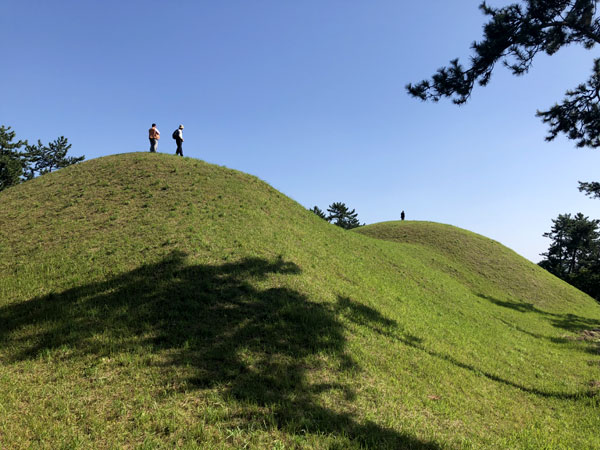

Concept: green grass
[[1, 152, 599, 449]]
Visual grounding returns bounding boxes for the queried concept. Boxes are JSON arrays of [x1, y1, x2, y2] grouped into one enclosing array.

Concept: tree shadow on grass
[[336, 295, 597, 400], [497, 318, 572, 346], [477, 293, 600, 333], [0, 251, 440, 449], [478, 294, 600, 358]]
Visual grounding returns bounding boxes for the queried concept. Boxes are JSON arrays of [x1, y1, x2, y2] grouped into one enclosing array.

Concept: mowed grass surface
[[1, 153, 599, 449]]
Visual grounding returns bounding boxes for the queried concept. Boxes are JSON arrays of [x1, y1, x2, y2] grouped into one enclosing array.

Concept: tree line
[[0, 125, 84, 192]]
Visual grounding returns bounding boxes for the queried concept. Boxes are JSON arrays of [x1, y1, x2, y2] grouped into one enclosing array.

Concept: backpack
[[172, 130, 178, 140]]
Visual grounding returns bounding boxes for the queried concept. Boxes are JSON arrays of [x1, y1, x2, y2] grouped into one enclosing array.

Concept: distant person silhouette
[[148, 123, 160, 152], [173, 124, 184, 156], [401, 210, 405, 221]]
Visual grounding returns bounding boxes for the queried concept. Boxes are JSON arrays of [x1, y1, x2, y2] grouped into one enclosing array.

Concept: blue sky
[[2, 0, 599, 262]]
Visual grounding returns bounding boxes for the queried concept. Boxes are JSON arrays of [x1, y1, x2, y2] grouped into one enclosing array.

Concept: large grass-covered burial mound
[[1, 153, 599, 449]]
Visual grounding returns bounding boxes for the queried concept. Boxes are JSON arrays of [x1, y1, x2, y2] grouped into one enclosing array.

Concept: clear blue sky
[[2, 0, 599, 262]]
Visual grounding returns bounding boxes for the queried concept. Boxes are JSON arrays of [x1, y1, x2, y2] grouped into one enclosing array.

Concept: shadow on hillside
[[337, 295, 596, 400], [497, 318, 572, 346], [0, 251, 440, 450], [478, 294, 600, 333]]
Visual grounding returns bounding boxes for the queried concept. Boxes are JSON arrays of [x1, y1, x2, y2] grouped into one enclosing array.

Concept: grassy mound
[[1, 153, 599, 449], [356, 220, 586, 311]]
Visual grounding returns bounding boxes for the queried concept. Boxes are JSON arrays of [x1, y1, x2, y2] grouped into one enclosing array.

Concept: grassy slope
[[0, 153, 599, 449]]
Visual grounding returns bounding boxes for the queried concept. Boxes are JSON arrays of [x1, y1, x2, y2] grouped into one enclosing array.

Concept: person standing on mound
[[148, 123, 160, 152], [173, 124, 184, 156]]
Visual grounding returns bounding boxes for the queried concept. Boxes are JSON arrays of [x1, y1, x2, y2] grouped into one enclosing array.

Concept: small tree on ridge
[[327, 202, 361, 230]]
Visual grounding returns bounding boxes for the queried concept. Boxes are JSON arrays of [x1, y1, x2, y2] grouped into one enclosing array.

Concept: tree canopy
[[578, 181, 600, 198], [25, 137, 84, 180], [310, 206, 327, 220], [310, 202, 363, 229], [539, 212, 600, 299], [327, 202, 362, 230], [407, 1, 600, 150], [0, 126, 28, 191], [0, 125, 84, 192]]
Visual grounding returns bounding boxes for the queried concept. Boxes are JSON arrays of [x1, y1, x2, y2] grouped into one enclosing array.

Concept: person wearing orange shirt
[[148, 123, 160, 152]]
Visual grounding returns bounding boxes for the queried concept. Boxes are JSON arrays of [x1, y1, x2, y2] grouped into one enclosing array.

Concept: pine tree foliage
[[539, 212, 600, 299], [25, 137, 84, 179], [578, 180, 600, 198], [310, 202, 363, 229], [0, 125, 84, 192], [0, 125, 27, 191], [326, 202, 362, 230], [0, 125, 28, 155], [0, 155, 24, 191], [310, 206, 327, 219], [407, 1, 600, 148]]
